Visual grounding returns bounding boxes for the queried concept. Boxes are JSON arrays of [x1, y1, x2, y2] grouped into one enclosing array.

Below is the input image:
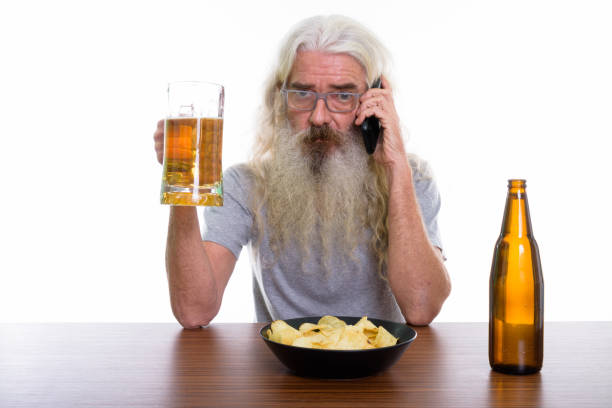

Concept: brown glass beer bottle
[[489, 179, 543, 374]]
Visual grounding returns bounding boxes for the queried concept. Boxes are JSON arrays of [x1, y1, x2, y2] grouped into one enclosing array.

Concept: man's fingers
[[354, 106, 383, 126], [357, 96, 385, 115], [355, 96, 387, 125], [154, 119, 165, 164], [359, 86, 391, 102]]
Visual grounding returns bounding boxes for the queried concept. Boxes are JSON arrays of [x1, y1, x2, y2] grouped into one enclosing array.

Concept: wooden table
[[1, 322, 610, 407]]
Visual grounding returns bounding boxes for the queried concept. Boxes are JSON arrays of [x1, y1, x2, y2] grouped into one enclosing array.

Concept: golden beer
[[160, 117, 223, 206]]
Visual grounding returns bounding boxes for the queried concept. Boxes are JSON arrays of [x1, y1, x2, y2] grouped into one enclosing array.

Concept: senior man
[[154, 15, 451, 328]]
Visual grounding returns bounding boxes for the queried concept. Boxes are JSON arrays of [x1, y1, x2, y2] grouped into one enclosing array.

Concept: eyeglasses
[[280, 89, 361, 113]]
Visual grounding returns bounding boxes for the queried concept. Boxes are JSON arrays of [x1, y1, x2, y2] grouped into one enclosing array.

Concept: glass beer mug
[[160, 81, 224, 206]]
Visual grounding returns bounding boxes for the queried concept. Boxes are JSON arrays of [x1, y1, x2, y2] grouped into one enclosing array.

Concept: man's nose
[[309, 98, 331, 127]]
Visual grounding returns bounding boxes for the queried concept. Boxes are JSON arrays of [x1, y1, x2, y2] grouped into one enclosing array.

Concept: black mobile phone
[[361, 77, 382, 155]]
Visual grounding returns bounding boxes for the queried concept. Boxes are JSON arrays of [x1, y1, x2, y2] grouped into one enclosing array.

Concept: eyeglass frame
[[280, 87, 363, 113]]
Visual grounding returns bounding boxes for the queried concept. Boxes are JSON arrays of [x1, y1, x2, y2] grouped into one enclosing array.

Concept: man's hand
[[354, 76, 405, 169], [153, 119, 164, 164]]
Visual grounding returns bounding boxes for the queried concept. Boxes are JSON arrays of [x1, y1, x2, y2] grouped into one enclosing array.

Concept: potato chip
[[354, 316, 377, 331], [372, 325, 398, 348], [317, 315, 346, 329], [354, 316, 379, 341], [292, 332, 325, 349], [332, 325, 372, 350], [298, 323, 321, 333], [267, 320, 301, 345]]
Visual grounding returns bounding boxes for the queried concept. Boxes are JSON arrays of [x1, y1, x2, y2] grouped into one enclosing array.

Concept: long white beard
[[262, 123, 375, 271]]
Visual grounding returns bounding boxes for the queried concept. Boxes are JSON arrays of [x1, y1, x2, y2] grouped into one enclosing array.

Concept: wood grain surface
[[1, 322, 610, 407]]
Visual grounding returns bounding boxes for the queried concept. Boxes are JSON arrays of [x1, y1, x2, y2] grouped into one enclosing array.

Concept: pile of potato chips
[[265, 315, 398, 350]]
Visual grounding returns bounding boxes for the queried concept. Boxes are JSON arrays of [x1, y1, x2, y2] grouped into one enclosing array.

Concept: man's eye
[[335, 93, 353, 102], [294, 91, 311, 99]]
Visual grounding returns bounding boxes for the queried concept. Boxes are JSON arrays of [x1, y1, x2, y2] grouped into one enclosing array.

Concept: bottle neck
[[500, 180, 533, 237]]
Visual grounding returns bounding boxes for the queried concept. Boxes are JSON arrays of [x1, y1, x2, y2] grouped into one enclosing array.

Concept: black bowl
[[259, 316, 417, 378]]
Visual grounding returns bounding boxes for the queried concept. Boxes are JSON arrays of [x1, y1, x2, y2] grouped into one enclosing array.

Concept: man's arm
[[385, 164, 451, 326], [355, 76, 450, 325], [166, 206, 236, 328]]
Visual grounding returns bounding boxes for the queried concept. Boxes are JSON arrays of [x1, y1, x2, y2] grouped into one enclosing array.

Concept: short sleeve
[[202, 165, 254, 259], [412, 163, 445, 258]]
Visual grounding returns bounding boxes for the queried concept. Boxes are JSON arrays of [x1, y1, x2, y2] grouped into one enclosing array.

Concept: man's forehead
[[287, 50, 367, 89]]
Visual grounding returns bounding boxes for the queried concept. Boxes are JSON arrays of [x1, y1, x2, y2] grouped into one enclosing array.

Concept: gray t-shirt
[[202, 163, 443, 323]]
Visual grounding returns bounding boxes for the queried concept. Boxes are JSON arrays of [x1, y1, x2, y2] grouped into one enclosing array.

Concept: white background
[[1, 0, 611, 323]]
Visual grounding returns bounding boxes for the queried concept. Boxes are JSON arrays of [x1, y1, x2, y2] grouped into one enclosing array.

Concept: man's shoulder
[[225, 163, 256, 184], [407, 153, 434, 182]]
